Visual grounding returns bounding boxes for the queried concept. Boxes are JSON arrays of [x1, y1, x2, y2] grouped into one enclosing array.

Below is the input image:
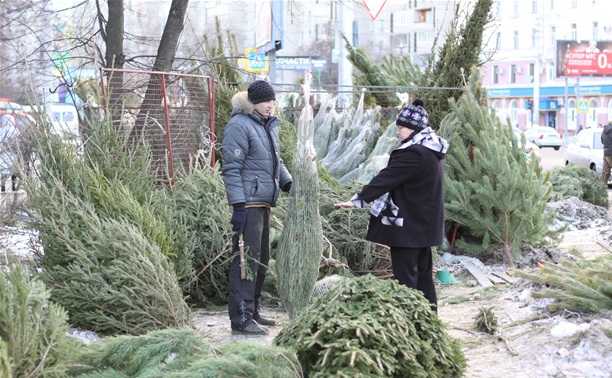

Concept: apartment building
[[482, 0, 612, 135]]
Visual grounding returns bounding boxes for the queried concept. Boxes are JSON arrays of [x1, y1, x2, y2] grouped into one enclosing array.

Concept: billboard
[[556, 40, 612, 77]]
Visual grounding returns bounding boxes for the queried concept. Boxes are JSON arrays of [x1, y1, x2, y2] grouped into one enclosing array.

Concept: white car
[[511, 127, 542, 161], [565, 128, 611, 186], [524, 126, 563, 150]]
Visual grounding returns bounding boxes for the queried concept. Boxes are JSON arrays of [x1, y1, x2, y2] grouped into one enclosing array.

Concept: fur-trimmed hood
[[230, 91, 275, 117]]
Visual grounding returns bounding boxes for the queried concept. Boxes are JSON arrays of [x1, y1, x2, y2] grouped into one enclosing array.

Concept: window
[[532, 1, 537, 13], [513, 31, 519, 48], [571, 0, 577, 8], [513, 1, 518, 16], [494, 66, 499, 84], [509, 100, 519, 126], [550, 0, 554, 10], [529, 63, 535, 82], [593, 22, 598, 41], [532, 29, 537, 47], [511, 64, 516, 83], [587, 99, 598, 127], [571, 24, 577, 41], [551, 26, 556, 45], [495, 1, 501, 16], [62, 112, 74, 122], [547, 63, 555, 81], [496, 32, 501, 50]]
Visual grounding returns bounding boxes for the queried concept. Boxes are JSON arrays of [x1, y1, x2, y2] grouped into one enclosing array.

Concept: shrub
[[274, 274, 466, 377], [0, 262, 80, 377], [549, 165, 608, 207]]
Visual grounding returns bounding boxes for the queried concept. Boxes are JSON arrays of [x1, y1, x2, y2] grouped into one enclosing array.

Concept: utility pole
[[533, 12, 541, 127], [336, 2, 353, 109]]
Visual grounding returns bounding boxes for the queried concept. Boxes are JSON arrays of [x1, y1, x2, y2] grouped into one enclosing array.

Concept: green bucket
[[435, 270, 454, 285]]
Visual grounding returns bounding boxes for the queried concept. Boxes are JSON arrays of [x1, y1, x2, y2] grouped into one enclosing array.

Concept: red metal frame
[[98, 68, 218, 182]]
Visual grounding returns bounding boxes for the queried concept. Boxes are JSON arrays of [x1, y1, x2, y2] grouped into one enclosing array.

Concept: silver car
[[524, 126, 563, 150], [564, 128, 611, 186]]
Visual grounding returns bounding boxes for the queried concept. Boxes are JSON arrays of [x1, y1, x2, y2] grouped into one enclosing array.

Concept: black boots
[[231, 320, 269, 335]]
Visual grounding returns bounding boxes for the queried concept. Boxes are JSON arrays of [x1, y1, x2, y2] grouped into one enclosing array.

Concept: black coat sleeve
[[357, 147, 426, 203]]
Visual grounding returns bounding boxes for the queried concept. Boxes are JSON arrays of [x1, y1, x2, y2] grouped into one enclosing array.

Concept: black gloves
[[231, 204, 247, 234], [283, 181, 292, 193]]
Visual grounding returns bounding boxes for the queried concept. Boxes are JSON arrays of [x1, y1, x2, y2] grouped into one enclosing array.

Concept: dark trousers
[[228, 207, 270, 327], [390, 246, 437, 313]]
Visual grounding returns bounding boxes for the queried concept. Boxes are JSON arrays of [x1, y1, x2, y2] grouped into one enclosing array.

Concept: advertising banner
[[557, 40, 612, 77]]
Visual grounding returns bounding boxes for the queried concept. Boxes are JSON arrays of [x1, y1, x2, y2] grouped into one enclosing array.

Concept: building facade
[[197, 0, 458, 86], [482, 0, 612, 137]]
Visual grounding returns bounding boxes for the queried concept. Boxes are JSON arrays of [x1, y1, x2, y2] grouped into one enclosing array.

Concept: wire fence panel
[[100, 68, 216, 183]]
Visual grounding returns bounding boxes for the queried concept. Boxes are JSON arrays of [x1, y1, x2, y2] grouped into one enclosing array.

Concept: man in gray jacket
[[602, 119, 612, 184], [222, 80, 292, 335]]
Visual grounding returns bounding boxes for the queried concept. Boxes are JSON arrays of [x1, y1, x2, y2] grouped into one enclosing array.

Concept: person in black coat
[[334, 99, 448, 312], [601, 119, 612, 184]]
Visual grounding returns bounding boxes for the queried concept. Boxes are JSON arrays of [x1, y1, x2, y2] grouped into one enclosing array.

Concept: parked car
[[0, 110, 32, 132], [565, 128, 604, 173], [524, 126, 563, 150], [46, 103, 79, 139], [511, 127, 542, 161]]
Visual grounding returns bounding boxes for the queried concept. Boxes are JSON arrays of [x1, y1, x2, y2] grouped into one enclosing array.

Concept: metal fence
[[99, 68, 216, 183]]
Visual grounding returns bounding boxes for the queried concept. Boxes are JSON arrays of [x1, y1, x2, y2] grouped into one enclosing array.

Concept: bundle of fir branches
[[274, 274, 466, 377], [515, 252, 612, 313], [71, 327, 302, 377], [548, 165, 609, 207], [0, 262, 80, 377]]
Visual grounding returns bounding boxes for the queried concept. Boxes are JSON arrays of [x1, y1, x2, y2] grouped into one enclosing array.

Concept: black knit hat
[[396, 99, 429, 131], [248, 80, 276, 104]]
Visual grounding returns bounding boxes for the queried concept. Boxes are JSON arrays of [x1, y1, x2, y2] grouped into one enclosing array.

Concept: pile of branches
[[274, 274, 466, 377], [71, 327, 302, 377], [516, 252, 612, 313]]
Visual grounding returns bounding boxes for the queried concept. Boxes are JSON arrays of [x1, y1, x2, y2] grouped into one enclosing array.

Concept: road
[[539, 145, 567, 171]]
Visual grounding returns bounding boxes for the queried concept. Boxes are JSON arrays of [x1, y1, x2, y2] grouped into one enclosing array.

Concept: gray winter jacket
[[222, 91, 292, 207]]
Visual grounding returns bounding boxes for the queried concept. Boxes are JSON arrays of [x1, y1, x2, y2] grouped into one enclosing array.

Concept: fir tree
[[23, 111, 192, 335], [342, 35, 421, 107], [439, 68, 558, 267], [0, 262, 80, 377], [420, 0, 493, 129], [277, 72, 325, 318]]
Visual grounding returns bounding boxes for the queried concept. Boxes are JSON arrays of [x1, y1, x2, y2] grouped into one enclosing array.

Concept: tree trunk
[[104, 0, 125, 128], [277, 72, 325, 318], [503, 243, 514, 268], [130, 0, 189, 176], [133, 0, 189, 125]]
